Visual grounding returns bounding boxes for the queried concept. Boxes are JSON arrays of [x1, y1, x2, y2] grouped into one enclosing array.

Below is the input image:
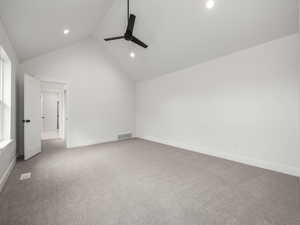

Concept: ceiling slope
[[96, 0, 299, 80], [0, 0, 113, 61], [0, 0, 298, 80]]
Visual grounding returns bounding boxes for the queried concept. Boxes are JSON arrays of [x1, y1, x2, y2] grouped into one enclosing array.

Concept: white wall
[[136, 34, 300, 177], [19, 37, 135, 149], [0, 20, 18, 191], [41, 81, 65, 92]]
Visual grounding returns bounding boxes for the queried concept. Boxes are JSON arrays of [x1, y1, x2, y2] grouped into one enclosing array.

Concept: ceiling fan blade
[[104, 36, 124, 41], [131, 36, 148, 48], [126, 14, 136, 35]]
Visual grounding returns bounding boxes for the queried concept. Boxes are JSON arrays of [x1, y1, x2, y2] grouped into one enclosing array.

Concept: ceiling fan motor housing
[[104, 2, 148, 48]]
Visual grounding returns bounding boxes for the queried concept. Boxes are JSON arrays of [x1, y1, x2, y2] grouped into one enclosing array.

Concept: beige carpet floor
[[0, 138, 299, 225]]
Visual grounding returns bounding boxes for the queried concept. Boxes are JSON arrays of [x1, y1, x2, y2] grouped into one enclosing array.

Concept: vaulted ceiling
[[0, 0, 113, 61], [96, 0, 299, 80], [0, 0, 299, 80]]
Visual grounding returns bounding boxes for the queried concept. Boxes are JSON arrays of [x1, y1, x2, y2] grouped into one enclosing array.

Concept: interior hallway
[[0, 139, 299, 225], [41, 131, 60, 140]]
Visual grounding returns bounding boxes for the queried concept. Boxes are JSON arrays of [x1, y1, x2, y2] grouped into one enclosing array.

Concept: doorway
[[41, 91, 60, 139], [40, 81, 67, 141]]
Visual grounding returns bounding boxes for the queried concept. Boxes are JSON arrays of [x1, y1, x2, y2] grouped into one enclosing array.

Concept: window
[[0, 46, 12, 143]]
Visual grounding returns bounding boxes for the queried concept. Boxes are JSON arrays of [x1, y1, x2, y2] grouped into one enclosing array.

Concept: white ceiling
[[96, 0, 299, 80], [0, 0, 299, 80], [0, 0, 113, 61]]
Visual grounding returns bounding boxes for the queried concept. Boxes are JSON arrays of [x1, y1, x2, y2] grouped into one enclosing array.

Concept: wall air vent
[[118, 133, 133, 140]]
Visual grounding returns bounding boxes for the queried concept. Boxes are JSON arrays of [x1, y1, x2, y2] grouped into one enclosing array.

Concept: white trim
[[139, 136, 300, 177], [0, 158, 15, 193], [0, 139, 13, 150], [68, 137, 120, 149]]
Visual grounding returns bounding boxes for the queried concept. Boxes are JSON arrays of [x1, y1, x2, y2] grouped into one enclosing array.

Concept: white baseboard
[[139, 136, 300, 177], [68, 136, 136, 149], [67, 137, 118, 149], [0, 158, 16, 193]]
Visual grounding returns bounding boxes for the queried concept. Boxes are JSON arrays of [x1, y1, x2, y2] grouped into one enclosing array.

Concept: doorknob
[[22, 120, 31, 123]]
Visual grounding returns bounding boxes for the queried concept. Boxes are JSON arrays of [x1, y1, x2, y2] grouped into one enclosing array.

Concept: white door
[[42, 92, 59, 132], [24, 74, 41, 160]]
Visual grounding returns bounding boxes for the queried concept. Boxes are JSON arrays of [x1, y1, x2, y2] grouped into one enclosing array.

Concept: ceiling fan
[[104, 0, 148, 48]]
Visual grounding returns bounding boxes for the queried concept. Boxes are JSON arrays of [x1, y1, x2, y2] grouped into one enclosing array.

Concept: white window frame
[[0, 46, 12, 144], [0, 54, 5, 142]]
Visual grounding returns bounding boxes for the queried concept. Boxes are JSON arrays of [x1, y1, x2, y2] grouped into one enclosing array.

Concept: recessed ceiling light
[[130, 51, 135, 58], [206, 0, 215, 9], [63, 29, 70, 35]]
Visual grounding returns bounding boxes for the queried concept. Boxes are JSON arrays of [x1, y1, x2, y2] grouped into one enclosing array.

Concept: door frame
[[40, 80, 69, 146]]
